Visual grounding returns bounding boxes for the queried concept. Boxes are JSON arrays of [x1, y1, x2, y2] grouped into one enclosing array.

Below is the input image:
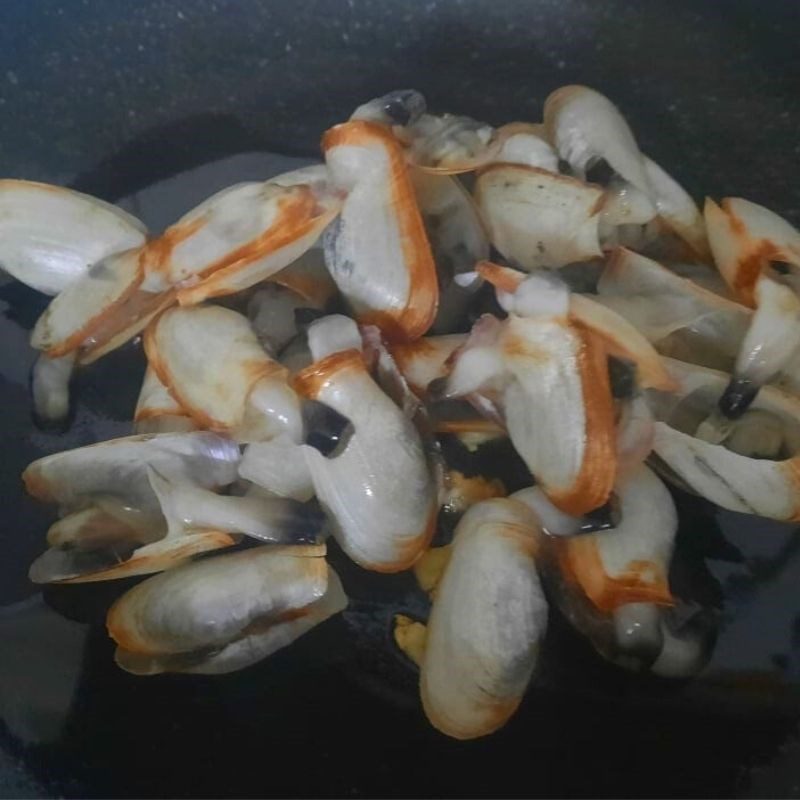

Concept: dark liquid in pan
[[1, 142, 799, 799]]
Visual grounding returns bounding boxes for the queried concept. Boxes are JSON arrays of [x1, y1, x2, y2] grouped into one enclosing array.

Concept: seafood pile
[[4, 85, 800, 740]]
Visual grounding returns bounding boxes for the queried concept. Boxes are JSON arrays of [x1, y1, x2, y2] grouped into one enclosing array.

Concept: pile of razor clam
[[4, 84, 800, 740]]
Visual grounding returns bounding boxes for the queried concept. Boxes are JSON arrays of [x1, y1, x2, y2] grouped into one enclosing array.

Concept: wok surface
[[2, 1, 800, 796]]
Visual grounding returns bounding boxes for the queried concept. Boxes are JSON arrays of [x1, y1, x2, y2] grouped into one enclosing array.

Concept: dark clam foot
[[719, 376, 759, 419]]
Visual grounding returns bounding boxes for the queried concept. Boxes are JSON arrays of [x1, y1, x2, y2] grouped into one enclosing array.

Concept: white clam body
[[294, 345, 436, 572], [144, 304, 300, 441], [705, 197, 800, 305], [475, 164, 604, 270], [543, 85, 650, 193], [322, 120, 438, 340], [651, 358, 800, 520], [0, 180, 146, 295], [108, 544, 331, 670], [421, 498, 547, 740], [24, 432, 241, 583], [31, 352, 76, 424], [239, 435, 315, 502], [23, 431, 240, 514], [133, 366, 197, 434], [30, 247, 170, 362], [141, 166, 339, 303]]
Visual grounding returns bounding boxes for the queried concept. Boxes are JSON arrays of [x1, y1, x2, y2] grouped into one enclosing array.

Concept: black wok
[[1, 1, 800, 796]]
